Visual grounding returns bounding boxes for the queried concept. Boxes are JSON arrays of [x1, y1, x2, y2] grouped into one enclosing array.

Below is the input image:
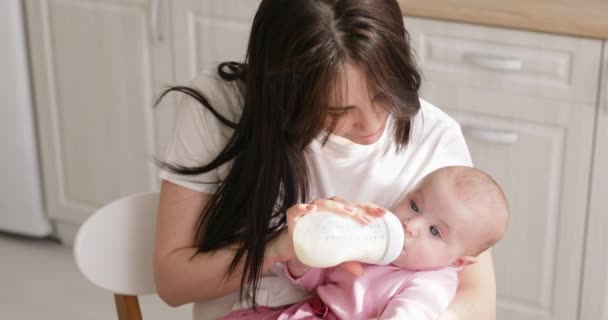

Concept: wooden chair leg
[[114, 294, 143, 320]]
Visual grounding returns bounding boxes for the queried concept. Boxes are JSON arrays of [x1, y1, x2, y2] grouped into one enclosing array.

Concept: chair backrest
[[74, 192, 160, 296]]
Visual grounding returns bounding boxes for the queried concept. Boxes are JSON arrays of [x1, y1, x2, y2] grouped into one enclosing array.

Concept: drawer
[[404, 17, 602, 104]]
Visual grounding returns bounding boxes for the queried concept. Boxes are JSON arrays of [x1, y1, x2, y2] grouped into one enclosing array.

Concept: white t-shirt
[[160, 69, 471, 207], [159, 69, 472, 319]]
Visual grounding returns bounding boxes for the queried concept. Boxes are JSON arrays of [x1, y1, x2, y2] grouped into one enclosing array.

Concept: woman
[[154, 0, 496, 319]]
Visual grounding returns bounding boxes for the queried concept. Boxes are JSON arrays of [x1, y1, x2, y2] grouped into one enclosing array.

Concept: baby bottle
[[292, 211, 404, 268]]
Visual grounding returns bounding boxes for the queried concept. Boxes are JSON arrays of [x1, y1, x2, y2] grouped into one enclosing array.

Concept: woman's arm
[[154, 186, 384, 307], [153, 180, 283, 307], [439, 249, 497, 320]]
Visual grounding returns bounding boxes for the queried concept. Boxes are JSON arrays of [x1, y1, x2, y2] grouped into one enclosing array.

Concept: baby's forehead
[[424, 175, 487, 220]]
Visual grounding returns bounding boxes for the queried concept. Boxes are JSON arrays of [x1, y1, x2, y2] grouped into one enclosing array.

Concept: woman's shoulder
[[185, 65, 245, 123], [407, 98, 463, 142], [401, 98, 472, 170], [159, 65, 244, 188], [416, 98, 460, 128]]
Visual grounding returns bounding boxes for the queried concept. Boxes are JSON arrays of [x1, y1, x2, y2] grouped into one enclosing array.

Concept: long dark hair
[[156, 0, 421, 305]]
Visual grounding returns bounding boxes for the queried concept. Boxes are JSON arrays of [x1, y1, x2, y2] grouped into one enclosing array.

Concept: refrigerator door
[[0, 0, 53, 237]]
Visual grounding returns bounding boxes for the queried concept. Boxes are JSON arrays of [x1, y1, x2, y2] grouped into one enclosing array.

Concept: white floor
[[0, 233, 192, 320]]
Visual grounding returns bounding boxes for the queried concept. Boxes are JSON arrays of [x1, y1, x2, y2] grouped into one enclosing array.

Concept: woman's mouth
[[356, 126, 385, 144]]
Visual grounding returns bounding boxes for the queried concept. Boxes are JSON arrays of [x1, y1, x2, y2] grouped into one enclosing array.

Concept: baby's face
[[389, 173, 481, 270]]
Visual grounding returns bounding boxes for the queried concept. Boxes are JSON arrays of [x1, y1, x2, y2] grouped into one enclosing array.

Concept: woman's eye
[[430, 226, 441, 238], [327, 108, 349, 117], [410, 200, 419, 213]]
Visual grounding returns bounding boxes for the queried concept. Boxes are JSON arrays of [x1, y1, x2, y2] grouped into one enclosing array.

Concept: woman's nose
[[353, 105, 384, 134]]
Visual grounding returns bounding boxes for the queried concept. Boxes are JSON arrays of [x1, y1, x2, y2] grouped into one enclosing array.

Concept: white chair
[[72, 191, 306, 320], [74, 192, 160, 320]]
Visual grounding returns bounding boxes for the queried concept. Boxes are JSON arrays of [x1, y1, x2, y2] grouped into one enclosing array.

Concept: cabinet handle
[[464, 53, 523, 72], [462, 126, 519, 144], [149, 0, 163, 45]]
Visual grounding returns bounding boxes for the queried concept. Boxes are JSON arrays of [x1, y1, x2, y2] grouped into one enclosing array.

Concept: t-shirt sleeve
[[159, 71, 241, 193], [428, 120, 473, 170], [394, 101, 473, 198], [379, 268, 459, 320]]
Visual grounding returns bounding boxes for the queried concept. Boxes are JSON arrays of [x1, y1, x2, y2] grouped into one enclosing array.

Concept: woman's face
[[326, 63, 389, 145]]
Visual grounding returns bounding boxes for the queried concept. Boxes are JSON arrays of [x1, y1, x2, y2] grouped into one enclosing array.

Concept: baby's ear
[[451, 256, 477, 268]]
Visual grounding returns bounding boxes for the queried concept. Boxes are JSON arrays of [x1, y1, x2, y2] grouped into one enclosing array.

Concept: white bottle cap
[[375, 211, 405, 265]]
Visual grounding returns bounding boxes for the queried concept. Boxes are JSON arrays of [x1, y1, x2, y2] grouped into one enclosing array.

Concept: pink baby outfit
[[221, 264, 458, 320]]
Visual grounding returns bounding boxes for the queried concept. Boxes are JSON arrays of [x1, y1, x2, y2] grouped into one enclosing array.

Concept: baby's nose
[[408, 228, 419, 238], [404, 221, 419, 238]]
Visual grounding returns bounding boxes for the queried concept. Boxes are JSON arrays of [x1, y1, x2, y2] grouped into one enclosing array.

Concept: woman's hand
[[310, 197, 387, 224], [267, 204, 313, 265]]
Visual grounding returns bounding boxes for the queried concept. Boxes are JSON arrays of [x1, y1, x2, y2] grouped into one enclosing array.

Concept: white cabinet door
[[580, 42, 608, 320], [170, 0, 260, 83], [25, 0, 173, 225], [444, 105, 595, 320]]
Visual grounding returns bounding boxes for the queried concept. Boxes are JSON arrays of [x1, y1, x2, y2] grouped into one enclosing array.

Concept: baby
[[222, 166, 509, 320]]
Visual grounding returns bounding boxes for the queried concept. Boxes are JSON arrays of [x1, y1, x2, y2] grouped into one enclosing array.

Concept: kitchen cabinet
[[405, 17, 601, 320], [170, 0, 259, 83], [24, 0, 262, 240], [24, 0, 175, 234], [580, 41, 608, 320]]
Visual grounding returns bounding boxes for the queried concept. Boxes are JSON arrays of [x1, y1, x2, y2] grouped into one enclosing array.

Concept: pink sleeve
[[283, 266, 329, 293], [380, 268, 458, 320]]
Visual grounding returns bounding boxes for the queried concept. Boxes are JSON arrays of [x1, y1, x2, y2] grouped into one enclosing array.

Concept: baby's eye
[[430, 226, 441, 238], [410, 200, 419, 213]]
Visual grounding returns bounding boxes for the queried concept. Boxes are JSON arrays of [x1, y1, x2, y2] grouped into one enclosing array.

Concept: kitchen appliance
[[0, 0, 53, 237]]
